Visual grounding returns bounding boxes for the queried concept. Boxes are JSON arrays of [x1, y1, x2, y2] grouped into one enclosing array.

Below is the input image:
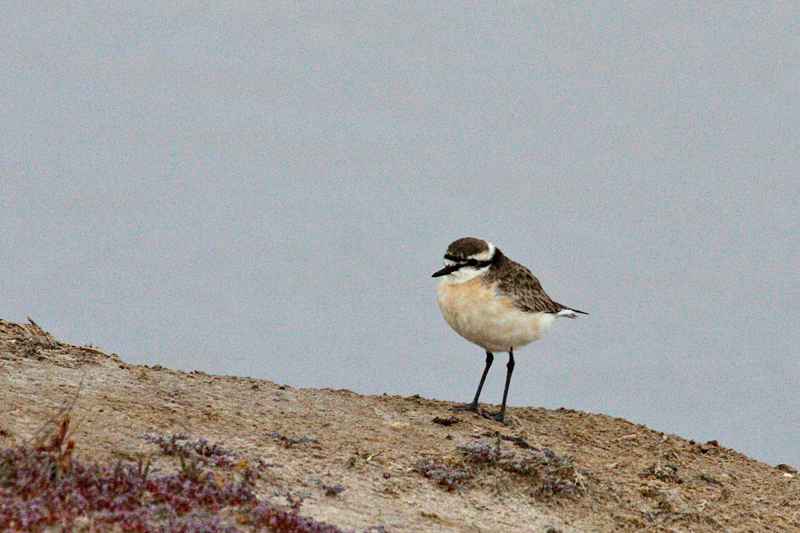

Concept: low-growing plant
[[0, 444, 253, 532], [411, 459, 472, 491], [413, 439, 591, 498], [459, 439, 590, 498], [267, 430, 316, 449], [139, 434, 237, 467], [457, 440, 515, 464], [251, 503, 354, 533], [0, 437, 385, 533]]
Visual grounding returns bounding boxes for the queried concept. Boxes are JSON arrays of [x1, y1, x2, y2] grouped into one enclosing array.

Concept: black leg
[[494, 348, 515, 423], [452, 351, 494, 413]]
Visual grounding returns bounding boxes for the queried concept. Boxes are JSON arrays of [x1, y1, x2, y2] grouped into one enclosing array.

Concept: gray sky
[[3, 3, 799, 467]]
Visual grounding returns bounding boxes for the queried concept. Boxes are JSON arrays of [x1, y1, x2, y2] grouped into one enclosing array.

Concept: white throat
[[442, 265, 488, 284]]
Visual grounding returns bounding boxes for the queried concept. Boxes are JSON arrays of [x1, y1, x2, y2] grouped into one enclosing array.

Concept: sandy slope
[[1, 318, 798, 532]]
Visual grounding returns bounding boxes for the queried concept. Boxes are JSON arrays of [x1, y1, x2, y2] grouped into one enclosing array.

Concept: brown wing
[[495, 260, 563, 314]]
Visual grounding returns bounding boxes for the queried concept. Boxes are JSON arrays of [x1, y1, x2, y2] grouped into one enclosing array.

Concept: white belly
[[437, 277, 555, 352]]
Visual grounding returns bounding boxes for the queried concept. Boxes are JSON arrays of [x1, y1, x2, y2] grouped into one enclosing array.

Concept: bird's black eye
[[465, 259, 478, 267]]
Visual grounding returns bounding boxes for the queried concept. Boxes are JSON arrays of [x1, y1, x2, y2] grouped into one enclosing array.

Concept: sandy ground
[[1, 318, 798, 532]]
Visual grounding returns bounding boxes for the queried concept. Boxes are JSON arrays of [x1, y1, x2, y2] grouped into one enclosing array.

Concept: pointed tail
[[556, 307, 588, 319]]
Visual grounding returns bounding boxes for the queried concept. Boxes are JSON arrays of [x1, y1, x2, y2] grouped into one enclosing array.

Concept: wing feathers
[[490, 255, 587, 316]]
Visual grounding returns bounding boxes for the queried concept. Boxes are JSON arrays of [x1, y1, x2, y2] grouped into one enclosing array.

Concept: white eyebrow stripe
[[470, 242, 495, 262]]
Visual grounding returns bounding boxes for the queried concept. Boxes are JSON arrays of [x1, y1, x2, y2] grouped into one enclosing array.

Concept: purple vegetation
[[458, 440, 591, 497], [0, 445, 251, 532], [139, 434, 237, 467], [1, 434, 388, 533], [251, 504, 355, 533], [411, 459, 472, 491], [457, 441, 515, 464], [413, 439, 590, 498], [266, 431, 315, 449]]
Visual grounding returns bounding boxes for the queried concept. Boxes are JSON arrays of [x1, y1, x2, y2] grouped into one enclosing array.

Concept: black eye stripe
[[447, 258, 493, 269], [443, 252, 497, 270]]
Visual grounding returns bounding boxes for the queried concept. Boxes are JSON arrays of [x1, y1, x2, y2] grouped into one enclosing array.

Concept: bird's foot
[[453, 402, 507, 423], [482, 409, 507, 425], [451, 402, 479, 413]]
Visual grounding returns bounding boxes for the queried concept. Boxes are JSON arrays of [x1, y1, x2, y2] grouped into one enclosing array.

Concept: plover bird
[[433, 237, 586, 423]]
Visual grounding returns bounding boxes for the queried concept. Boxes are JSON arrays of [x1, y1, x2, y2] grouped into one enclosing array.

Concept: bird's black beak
[[432, 264, 460, 278]]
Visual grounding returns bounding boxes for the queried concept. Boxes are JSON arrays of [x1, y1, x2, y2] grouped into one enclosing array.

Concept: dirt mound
[[1, 318, 798, 532]]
